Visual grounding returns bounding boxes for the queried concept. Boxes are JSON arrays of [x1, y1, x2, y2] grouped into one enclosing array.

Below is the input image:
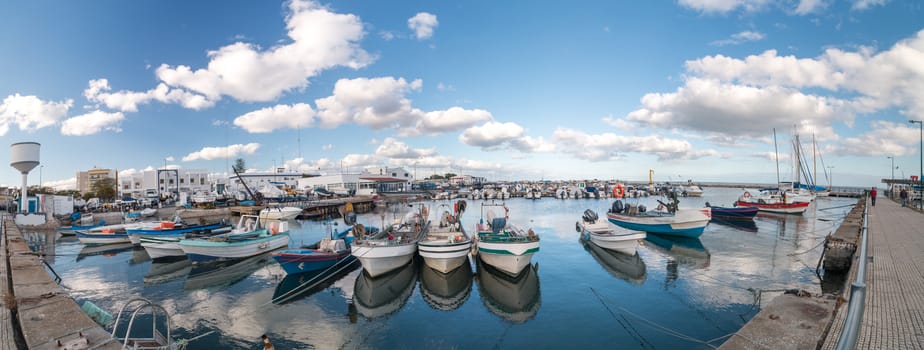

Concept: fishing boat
[[706, 203, 759, 220], [128, 220, 228, 245], [144, 257, 192, 286], [58, 220, 106, 236], [474, 200, 540, 276], [605, 196, 711, 238], [140, 236, 186, 259], [577, 209, 646, 255], [259, 206, 303, 221], [735, 189, 810, 214], [272, 259, 361, 304], [418, 200, 472, 273], [76, 230, 132, 245], [272, 219, 356, 275], [351, 204, 430, 277], [177, 215, 289, 263], [475, 256, 541, 324]]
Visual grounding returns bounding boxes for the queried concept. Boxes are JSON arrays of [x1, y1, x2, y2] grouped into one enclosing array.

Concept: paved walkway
[[823, 196, 924, 349]]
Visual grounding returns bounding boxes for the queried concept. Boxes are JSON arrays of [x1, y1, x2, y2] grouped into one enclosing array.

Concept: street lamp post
[[888, 156, 894, 198], [827, 166, 834, 191], [39, 165, 43, 192], [910, 120, 923, 209]]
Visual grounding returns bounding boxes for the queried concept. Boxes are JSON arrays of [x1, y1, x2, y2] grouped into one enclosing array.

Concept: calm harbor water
[[26, 187, 857, 349]]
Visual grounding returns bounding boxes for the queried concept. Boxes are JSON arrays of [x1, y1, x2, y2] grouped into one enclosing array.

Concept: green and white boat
[[178, 215, 289, 263], [474, 201, 540, 276]]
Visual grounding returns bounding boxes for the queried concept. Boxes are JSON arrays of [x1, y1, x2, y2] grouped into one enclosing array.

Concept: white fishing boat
[[577, 209, 646, 255], [474, 201, 540, 276], [258, 206, 302, 221], [178, 215, 289, 264], [351, 205, 430, 277], [140, 236, 185, 259], [418, 201, 471, 273]]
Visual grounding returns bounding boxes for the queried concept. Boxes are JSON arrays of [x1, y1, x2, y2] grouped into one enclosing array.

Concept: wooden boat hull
[[351, 243, 417, 278], [606, 208, 710, 238], [179, 233, 290, 263]]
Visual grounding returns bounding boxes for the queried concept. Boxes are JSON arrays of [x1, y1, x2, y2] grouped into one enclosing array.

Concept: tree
[[444, 173, 457, 179], [232, 158, 247, 174], [91, 177, 117, 201]]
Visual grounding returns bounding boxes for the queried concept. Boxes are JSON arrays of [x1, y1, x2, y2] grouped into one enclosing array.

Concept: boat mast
[[774, 128, 781, 187], [813, 133, 817, 193]]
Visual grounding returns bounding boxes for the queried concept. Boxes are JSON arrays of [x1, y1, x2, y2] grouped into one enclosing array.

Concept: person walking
[[870, 187, 878, 206], [900, 187, 908, 207]]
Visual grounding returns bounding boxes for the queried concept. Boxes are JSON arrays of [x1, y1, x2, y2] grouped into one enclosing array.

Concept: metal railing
[[835, 196, 870, 350]]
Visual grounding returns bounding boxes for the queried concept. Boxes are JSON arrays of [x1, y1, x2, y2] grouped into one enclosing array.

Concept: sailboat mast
[[794, 132, 801, 188], [813, 133, 817, 192], [774, 128, 781, 186]]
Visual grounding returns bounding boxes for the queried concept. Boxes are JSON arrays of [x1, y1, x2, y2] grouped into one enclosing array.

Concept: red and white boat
[[735, 190, 810, 214]]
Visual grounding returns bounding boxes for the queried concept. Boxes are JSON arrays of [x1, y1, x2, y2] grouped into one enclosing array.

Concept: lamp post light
[[827, 166, 834, 190], [887, 156, 894, 198], [910, 119, 923, 209]]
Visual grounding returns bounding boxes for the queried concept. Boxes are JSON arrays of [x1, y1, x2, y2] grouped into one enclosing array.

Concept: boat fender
[[742, 191, 751, 199]]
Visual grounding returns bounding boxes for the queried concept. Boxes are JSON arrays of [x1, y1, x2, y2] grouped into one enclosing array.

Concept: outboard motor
[[343, 212, 357, 225], [638, 204, 646, 213], [610, 200, 624, 214], [582, 209, 599, 223]]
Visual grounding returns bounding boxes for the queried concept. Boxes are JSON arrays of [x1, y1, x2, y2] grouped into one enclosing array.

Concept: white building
[[118, 169, 212, 198], [296, 173, 377, 196], [449, 175, 485, 186], [228, 170, 303, 196]]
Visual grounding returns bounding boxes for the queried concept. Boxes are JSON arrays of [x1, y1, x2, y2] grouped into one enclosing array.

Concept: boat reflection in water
[[272, 259, 361, 305], [76, 243, 133, 262], [644, 234, 711, 269], [475, 257, 540, 324], [581, 238, 647, 284], [184, 251, 275, 291], [144, 256, 192, 286], [419, 258, 473, 311], [710, 217, 758, 233], [352, 258, 418, 319], [130, 247, 151, 265]]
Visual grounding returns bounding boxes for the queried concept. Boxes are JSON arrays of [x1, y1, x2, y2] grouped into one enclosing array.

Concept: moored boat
[[128, 221, 228, 245], [605, 198, 711, 238], [76, 230, 132, 245], [273, 219, 356, 275], [351, 204, 430, 277], [58, 221, 107, 236], [707, 203, 759, 220], [259, 206, 303, 221], [178, 215, 289, 263], [418, 200, 472, 273], [474, 200, 540, 276], [577, 209, 646, 255], [735, 190, 810, 214]]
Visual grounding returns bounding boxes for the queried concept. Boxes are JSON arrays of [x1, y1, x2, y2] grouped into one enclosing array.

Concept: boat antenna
[[773, 128, 781, 188]]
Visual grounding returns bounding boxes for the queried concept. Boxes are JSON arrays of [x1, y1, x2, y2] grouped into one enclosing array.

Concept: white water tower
[[10, 142, 40, 213]]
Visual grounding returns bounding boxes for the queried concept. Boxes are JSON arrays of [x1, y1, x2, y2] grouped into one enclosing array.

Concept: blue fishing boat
[[58, 220, 106, 236], [127, 221, 228, 245], [706, 203, 758, 220], [178, 215, 289, 263], [272, 220, 357, 275], [605, 199, 711, 238]]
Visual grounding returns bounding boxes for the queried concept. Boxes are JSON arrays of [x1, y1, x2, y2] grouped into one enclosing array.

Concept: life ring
[[613, 184, 625, 199], [742, 191, 752, 199]]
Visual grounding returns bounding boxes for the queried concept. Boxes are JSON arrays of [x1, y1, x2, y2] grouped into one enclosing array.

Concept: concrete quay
[[1, 215, 121, 349]]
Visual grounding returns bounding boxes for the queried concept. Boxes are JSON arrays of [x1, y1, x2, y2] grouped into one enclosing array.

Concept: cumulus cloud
[[234, 103, 314, 133], [60, 110, 126, 136], [83, 79, 212, 112], [415, 107, 492, 135], [182, 143, 261, 161], [509, 136, 556, 153], [315, 77, 424, 129], [374, 137, 436, 159], [45, 177, 77, 191], [284, 157, 330, 174], [322, 144, 333, 150], [408, 12, 438, 40], [794, 0, 828, 14], [831, 121, 917, 156], [459, 121, 525, 149], [678, 0, 771, 14], [92, 0, 372, 111], [553, 128, 720, 161], [711, 31, 766, 46], [0, 94, 72, 136]]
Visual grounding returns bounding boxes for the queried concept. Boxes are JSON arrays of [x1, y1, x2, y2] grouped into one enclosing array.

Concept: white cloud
[[45, 177, 76, 191], [602, 116, 634, 132], [379, 31, 395, 40], [284, 157, 329, 174], [60, 110, 125, 136], [234, 103, 314, 133], [436, 82, 454, 92], [165, 156, 175, 162], [84, 79, 213, 112], [852, 0, 888, 11], [509, 136, 556, 153], [374, 137, 436, 159], [627, 77, 849, 138], [678, 0, 771, 14], [711, 31, 766, 46], [408, 12, 438, 40], [0, 94, 72, 136], [182, 143, 261, 161], [416, 107, 492, 135], [794, 0, 828, 14], [341, 153, 382, 169], [322, 144, 333, 151], [832, 121, 917, 156], [553, 128, 720, 161], [459, 121, 525, 149], [94, 0, 372, 111], [315, 77, 424, 129]]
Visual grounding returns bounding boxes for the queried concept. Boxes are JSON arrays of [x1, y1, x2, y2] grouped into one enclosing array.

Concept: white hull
[[259, 207, 302, 221], [352, 243, 417, 278], [477, 240, 538, 276], [77, 235, 131, 245], [418, 227, 472, 273], [141, 240, 184, 259], [579, 220, 646, 255], [180, 234, 290, 261]]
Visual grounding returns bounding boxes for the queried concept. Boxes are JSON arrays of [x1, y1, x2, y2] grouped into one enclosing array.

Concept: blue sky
[[1, 0, 922, 189]]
